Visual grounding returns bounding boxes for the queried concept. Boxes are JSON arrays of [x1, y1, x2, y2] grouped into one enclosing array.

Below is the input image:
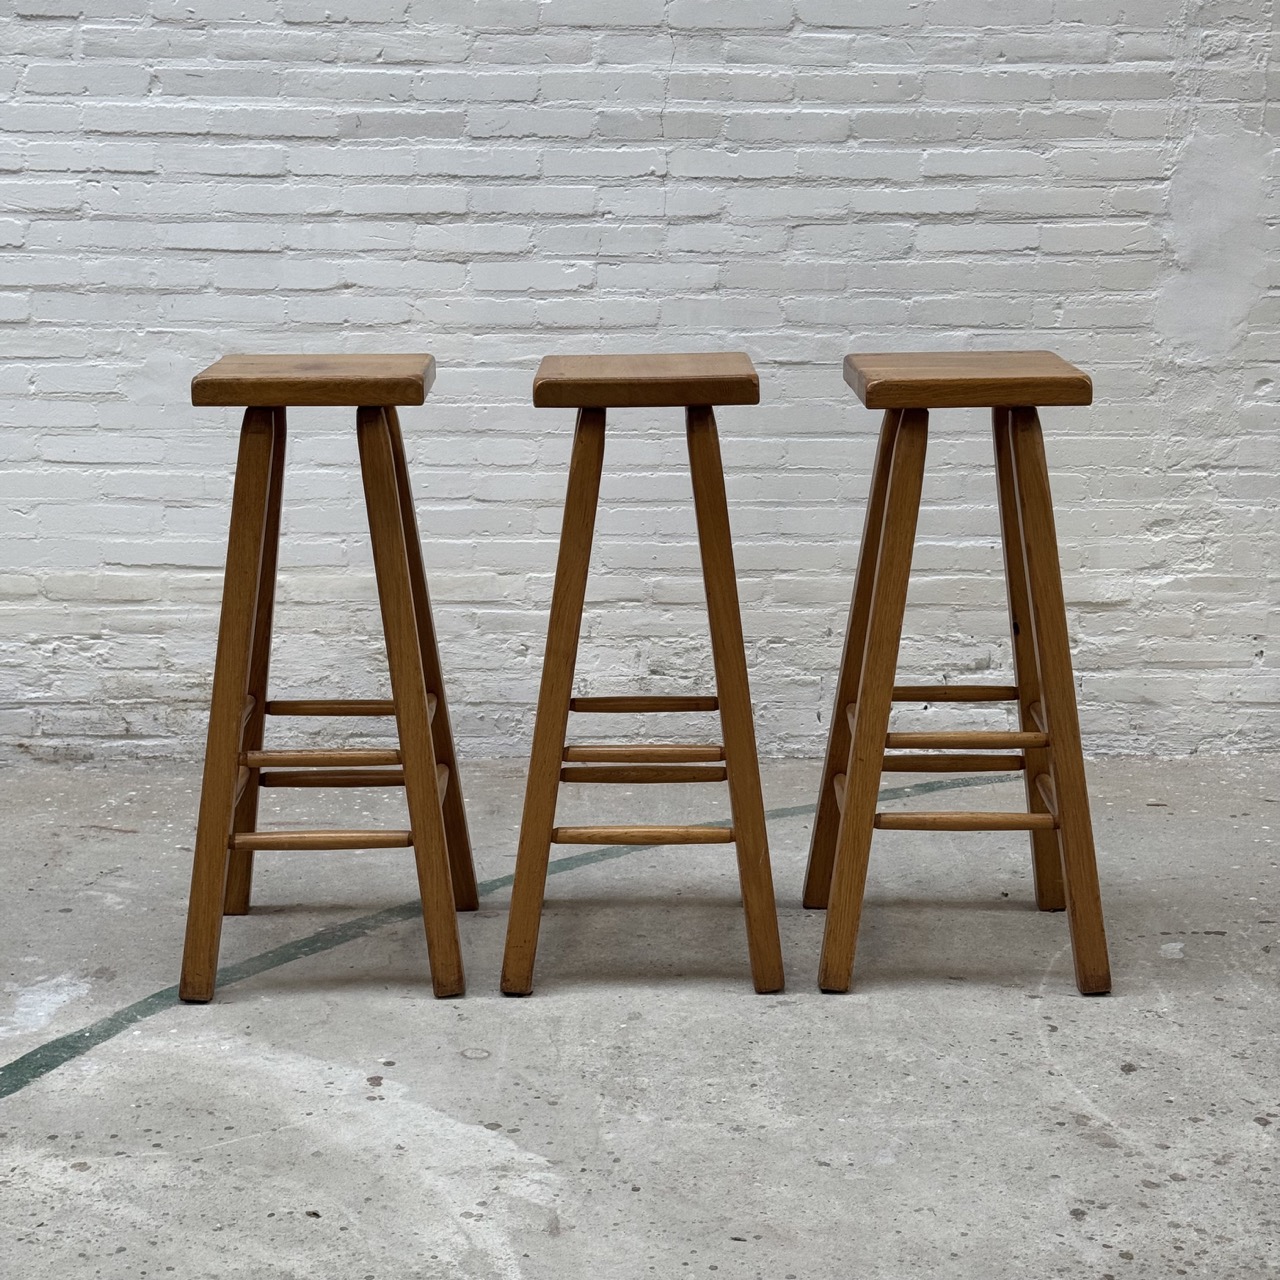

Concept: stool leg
[[225, 407, 287, 916], [686, 405, 785, 993], [1008, 407, 1111, 994], [180, 407, 277, 1002], [993, 408, 1066, 911], [386, 408, 479, 912], [803, 409, 900, 909], [358, 406, 465, 998], [819, 409, 929, 993], [501, 408, 607, 995]]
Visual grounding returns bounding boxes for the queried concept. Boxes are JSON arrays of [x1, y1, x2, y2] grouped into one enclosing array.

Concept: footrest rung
[[834, 774, 1052, 830], [264, 698, 395, 717], [884, 730, 1048, 750], [881, 753, 1025, 773], [243, 748, 402, 768], [263, 694, 437, 721], [846, 707, 1048, 751], [261, 768, 405, 788], [844, 706, 1044, 747], [569, 696, 719, 713], [563, 744, 725, 763], [874, 811, 1057, 832], [550, 825, 734, 845], [892, 684, 1019, 703], [232, 829, 413, 851], [250, 762, 445, 794], [560, 764, 728, 784]]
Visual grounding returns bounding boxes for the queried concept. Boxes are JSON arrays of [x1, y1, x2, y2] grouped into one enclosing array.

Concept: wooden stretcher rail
[[883, 730, 1049, 750], [880, 753, 1025, 773], [562, 744, 725, 763], [232, 829, 413, 851], [550, 825, 735, 845], [835, 775, 1056, 830], [874, 811, 1058, 832], [260, 768, 406, 788], [265, 698, 400, 717], [846, 705, 1047, 750], [559, 764, 729, 784], [242, 747, 402, 768], [257, 763, 446, 793], [891, 684, 1019, 703], [569, 695, 719, 713]]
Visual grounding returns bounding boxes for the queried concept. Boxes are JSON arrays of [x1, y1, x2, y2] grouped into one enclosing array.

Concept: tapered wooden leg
[[359, 406, 465, 998], [1008, 408, 1111, 994], [180, 408, 276, 1002], [225, 408, 287, 916], [501, 409, 607, 995], [803, 409, 900, 910], [386, 408, 479, 912], [686, 406, 785, 993], [993, 408, 1066, 912], [818, 409, 929, 993]]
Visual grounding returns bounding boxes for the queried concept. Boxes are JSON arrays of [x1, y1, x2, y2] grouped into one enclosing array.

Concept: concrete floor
[[1, 755, 1277, 1279]]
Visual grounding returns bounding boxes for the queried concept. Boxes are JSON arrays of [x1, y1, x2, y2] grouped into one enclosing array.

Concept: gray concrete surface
[[1, 756, 1277, 1278]]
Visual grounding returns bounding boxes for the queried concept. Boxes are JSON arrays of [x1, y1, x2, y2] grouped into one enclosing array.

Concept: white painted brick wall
[[1, 1, 1277, 763]]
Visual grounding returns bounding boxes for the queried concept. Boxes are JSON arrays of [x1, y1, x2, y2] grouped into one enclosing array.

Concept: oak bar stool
[[501, 353, 785, 995], [179, 354, 477, 1002], [804, 351, 1111, 996]]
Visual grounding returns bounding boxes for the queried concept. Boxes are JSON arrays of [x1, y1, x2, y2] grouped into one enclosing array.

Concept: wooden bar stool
[[804, 351, 1111, 996], [500, 353, 785, 995], [179, 354, 478, 1002]]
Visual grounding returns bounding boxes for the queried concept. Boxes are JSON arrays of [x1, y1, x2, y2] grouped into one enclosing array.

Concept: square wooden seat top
[[533, 352, 760, 408], [845, 351, 1092, 410], [192, 354, 436, 407]]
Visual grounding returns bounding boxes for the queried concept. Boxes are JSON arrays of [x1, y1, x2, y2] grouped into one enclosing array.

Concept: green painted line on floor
[[0, 772, 1013, 1101]]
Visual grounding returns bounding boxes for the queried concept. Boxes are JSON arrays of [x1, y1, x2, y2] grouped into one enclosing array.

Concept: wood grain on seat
[[844, 351, 1091, 409], [192, 354, 436, 406], [533, 352, 760, 408]]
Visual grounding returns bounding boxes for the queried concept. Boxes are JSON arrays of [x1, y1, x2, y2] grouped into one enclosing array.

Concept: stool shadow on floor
[[781, 907, 1072, 995], [242, 901, 414, 919], [528, 896, 773, 988]]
